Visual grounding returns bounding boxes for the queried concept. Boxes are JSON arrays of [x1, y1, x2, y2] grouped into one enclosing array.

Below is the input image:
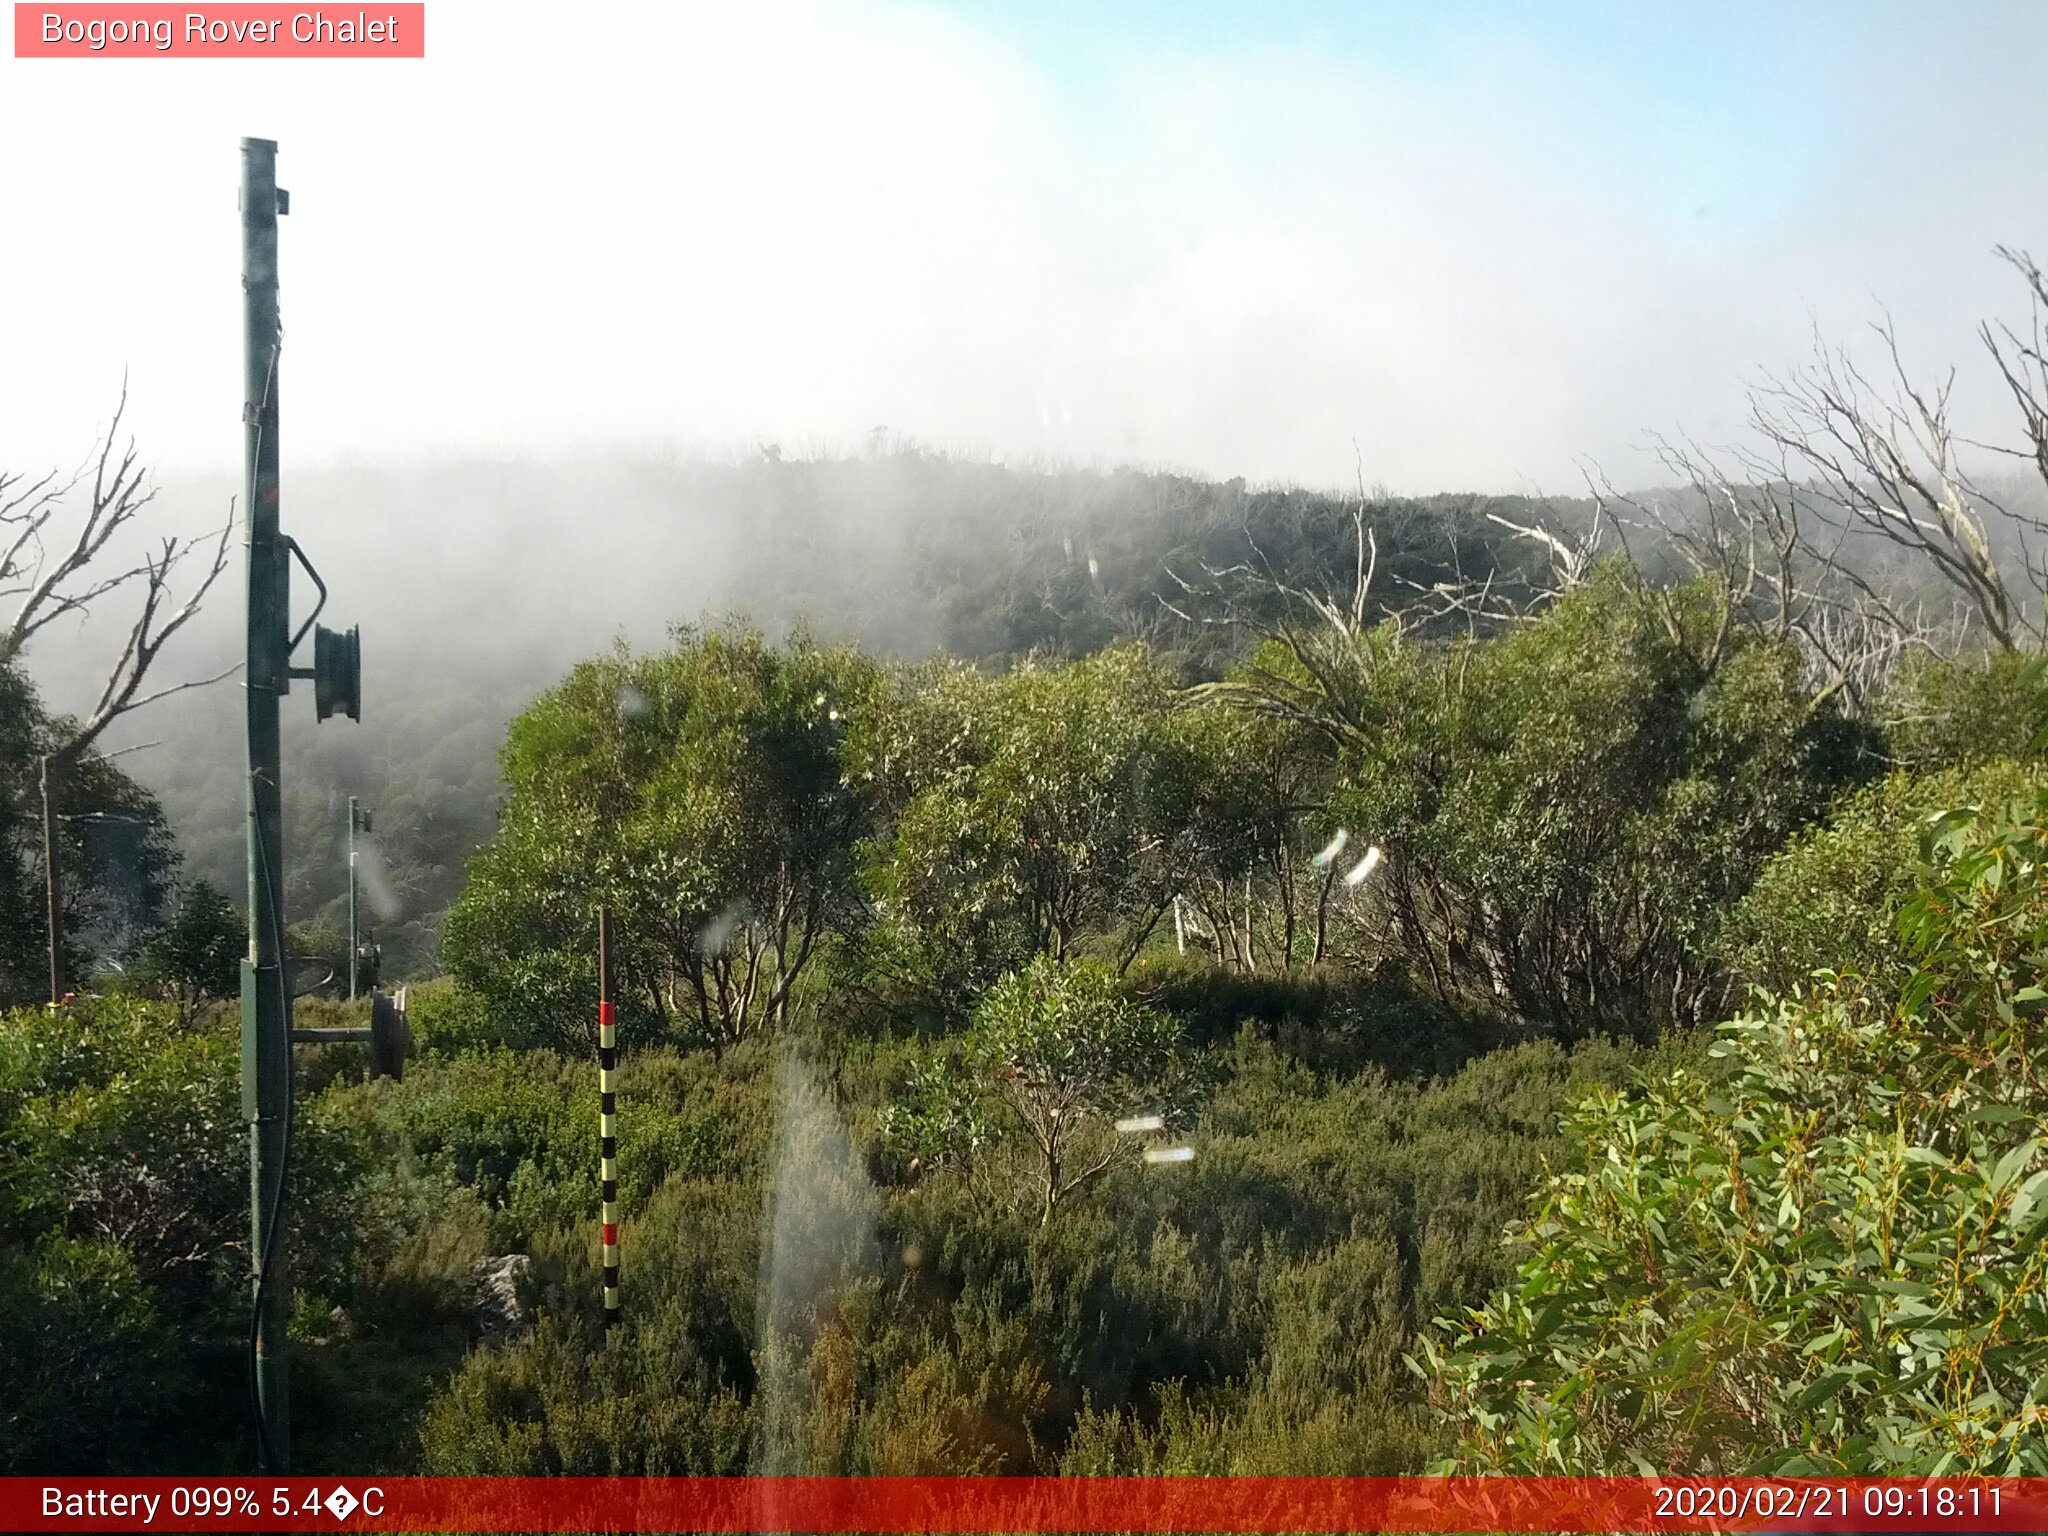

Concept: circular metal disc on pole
[[313, 624, 361, 720], [369, 991, 411, 1081]]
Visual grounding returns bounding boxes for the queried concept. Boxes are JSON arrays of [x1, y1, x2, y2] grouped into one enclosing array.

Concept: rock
[[471, 1253, 536, 1345]]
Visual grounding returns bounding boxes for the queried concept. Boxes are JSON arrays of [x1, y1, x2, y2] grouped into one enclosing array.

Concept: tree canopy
[[442, 627, 883, 1053]]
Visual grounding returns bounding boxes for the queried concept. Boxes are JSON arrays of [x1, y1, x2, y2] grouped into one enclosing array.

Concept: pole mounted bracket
[[278, 535, 361, 721], [287, 989, 411, 1081], [370, 989, 410, 1080], [280, 535, 327, 651]]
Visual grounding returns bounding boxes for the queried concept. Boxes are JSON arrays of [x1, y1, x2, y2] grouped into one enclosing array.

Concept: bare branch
[[1742, 298, 2047, 655], [3, 392, 239, 764]]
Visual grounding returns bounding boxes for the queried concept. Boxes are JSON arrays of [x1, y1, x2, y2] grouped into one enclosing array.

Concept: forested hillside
[[88, 453, 1580, 979], [8, 252, 2048, 1478]]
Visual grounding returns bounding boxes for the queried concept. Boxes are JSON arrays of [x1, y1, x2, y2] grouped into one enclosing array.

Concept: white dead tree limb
[[1582, 251, 2048, 710], [1389, 489, 1600, 635], [1981, 246, 2048, 508], [1583, 447, 1930, 712], [1484, 504, 1602, 596], [1165, 454, 1600, 744], [1742, 265, 2048, 656], [0, 385, 237, 767]]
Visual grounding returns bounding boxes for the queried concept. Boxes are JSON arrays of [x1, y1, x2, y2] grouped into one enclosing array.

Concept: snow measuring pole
[[240, 136, 367, 1472]]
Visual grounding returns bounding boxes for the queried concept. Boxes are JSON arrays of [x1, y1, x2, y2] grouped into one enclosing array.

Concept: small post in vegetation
[[40, 755, 63, 1005], [598, 904, 620, 1331], [346, 796, 359, 999], [346, 797, 372, 998]]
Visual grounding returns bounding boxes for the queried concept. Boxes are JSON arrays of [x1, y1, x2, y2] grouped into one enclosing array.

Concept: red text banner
[[13, 5, 424, 57], [7, 1477, 2048, 1533]]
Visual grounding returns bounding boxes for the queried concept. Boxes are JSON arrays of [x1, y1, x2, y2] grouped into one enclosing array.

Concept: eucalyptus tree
[[443, 626, 883, 1054], [850, 644, 1193, 1002]]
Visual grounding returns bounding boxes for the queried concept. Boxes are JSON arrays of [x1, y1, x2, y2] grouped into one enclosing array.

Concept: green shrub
[[1278, 569, 1872, 1034], [1423, 787, 2048, 1473], [0, 1237, 200, 1472], [880, 957, 1199, 1223], [1130, 956, 1502, 1078], [403, 979, 512, 1058], [1726, 759, 2048, 994], [0, 996, 368, 1470], [409, 1016, 1641, 1476], [1878, 651, 2048, 770], [128, 880, 242, 1016], [322, 1041, 775, 1248], [442, 629, 883, 1054], [0, 996, 364, 1310], [420, 1315, 755, 1474]]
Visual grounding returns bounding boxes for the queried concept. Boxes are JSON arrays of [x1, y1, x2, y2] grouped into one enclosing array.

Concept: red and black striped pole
[[598, 905, 620, 1331]]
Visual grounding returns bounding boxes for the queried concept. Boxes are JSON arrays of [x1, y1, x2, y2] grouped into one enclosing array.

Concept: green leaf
[[1992, 1140, 2040, 1195], [1792, 1369, 1858, 1415], [1998, 1179, 2048, 1236]]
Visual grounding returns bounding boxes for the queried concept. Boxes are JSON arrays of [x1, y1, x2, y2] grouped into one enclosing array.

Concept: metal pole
[[599, 906, 620, 1330], [239, 134, 291, 1473], [347, 796, 358, 1001], [40, 755, 63, 1005]]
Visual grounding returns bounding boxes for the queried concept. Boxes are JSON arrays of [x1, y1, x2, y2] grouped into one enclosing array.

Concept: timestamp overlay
[[5, 1477, 2048, 1532]]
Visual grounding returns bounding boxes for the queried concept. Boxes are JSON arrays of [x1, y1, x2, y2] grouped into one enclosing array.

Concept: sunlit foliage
[[443, 628, 883, 1053], [1423, 790, 2048, 1473]]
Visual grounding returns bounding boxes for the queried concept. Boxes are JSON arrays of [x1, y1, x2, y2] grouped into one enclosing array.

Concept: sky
[[2, 0, 2046, 495]]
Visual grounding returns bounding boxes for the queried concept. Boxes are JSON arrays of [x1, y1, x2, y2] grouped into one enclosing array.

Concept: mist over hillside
[[32, 434, 2048, 979], [24, 447, 1574, 972]]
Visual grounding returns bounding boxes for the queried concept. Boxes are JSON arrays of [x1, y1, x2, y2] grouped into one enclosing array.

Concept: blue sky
[[1, 0, 2043, 492], [955, 0, 1834, 213]]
